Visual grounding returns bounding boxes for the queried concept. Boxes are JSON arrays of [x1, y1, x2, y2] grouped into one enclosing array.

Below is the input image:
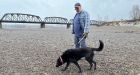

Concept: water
[[1, 23, 66, 29]]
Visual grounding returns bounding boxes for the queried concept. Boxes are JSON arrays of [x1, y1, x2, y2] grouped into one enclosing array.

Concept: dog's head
[[56, 56, 64, 67]]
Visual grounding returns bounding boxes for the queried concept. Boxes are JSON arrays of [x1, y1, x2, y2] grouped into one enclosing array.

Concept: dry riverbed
[[0, 26, 140, 75]]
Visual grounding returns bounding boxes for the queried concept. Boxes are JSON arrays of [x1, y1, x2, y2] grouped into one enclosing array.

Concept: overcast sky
[[0, 0, 140, 21]]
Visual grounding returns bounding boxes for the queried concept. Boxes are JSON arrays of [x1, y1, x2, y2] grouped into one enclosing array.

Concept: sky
[[0, 0, 140, 21]]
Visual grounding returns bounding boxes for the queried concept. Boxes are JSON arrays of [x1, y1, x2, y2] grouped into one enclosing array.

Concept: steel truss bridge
[[0, 13, 104, 28]]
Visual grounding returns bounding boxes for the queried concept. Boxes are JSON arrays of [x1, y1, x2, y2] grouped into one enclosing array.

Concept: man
[[72, 3, 90, 48]]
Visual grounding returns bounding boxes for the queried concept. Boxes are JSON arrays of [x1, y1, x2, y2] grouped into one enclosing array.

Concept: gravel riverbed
[[0, 26, 140, 75]]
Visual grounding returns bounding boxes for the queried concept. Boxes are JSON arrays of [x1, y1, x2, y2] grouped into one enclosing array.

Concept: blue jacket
[[72, 10, 90, 37]]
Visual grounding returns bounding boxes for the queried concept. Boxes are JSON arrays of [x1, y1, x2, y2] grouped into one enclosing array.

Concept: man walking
[[72, 3, 90, 48]]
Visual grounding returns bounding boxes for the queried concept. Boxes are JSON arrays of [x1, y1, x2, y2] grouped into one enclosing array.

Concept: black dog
[[56, 40, 104, 73]]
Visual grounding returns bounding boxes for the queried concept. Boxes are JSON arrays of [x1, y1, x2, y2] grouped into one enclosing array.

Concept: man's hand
[[83, 32, 88, 39]]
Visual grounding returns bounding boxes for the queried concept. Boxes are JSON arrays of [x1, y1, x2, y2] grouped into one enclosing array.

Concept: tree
[[130, 5, 140, 20]]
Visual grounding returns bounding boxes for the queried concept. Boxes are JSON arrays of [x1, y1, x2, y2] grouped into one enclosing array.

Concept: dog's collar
[[59, 56, 63, 64]]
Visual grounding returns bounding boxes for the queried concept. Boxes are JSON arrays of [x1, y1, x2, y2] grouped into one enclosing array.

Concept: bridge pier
[[67, 24, 71, 29], [41, 22, 45, 28], [0, 22, 2, 29]]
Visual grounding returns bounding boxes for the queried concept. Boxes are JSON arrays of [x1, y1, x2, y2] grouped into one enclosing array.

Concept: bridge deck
[[0, 13, 104, 26]]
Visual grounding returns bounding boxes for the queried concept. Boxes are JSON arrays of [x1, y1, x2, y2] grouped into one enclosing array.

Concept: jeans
[[74, 36, 87, 48]]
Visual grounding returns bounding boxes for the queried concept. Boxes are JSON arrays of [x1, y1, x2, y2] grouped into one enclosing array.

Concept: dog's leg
[[61, 62, 70, 71], [87, 61, 93, 70], [73, 61, 82, 73], [86, 58, 93, 70], [92, 60, 96, 70]]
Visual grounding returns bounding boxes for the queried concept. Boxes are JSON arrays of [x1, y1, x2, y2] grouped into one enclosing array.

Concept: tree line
[[130, 5, 140, 20]]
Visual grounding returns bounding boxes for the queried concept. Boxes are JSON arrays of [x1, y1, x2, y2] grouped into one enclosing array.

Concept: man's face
[[75, 6, 81, 13]]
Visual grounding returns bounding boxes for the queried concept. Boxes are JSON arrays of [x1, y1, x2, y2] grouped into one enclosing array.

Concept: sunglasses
[[75, 7, 79, 10]]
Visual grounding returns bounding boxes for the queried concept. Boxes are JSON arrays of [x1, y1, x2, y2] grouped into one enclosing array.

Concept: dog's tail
[[92, 40, 104, 51]]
